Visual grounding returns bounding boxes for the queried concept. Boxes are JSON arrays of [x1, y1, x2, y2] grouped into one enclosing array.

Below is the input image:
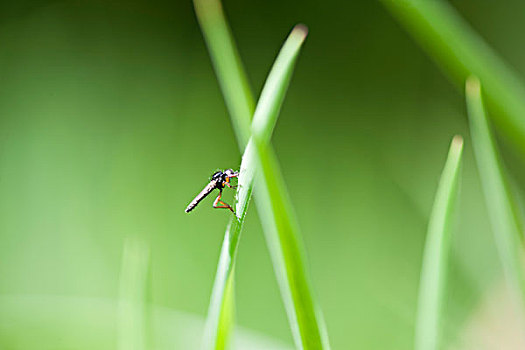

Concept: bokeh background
[[1, 0, 524, 349]]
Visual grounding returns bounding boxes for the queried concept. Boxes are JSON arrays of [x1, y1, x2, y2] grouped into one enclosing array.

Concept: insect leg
[[225, 182, 238, 189], [213, 190, 234, 213], [225, 175, 238, 189]]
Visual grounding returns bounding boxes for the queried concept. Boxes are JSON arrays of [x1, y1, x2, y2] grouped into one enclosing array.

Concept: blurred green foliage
[[0, 0, 524, 349]]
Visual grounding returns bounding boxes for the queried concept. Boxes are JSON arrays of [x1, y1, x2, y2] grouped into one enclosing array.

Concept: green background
[[0, 0, 522, 348]]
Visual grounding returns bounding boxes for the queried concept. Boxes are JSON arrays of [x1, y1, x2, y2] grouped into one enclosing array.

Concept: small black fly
[[185, 169, 239, 213]]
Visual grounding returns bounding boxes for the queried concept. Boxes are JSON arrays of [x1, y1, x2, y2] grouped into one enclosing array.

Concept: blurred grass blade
[[466, 76, 525, 316], [193, 0, 254, 149], [415, 136, 463, 350], [380, 0, 525, 152], [117, 237, 150, 350]]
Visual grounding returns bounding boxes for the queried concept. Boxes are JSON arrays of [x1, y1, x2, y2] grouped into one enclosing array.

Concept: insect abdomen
[[185, 182, 217, 213]]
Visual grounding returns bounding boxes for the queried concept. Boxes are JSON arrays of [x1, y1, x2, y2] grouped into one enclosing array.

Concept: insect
[[185, 169, 239, 213]]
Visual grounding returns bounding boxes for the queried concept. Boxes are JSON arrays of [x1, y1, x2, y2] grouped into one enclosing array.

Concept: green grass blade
[[193, 0, 254, 150], [415, 136, 463, 350], [193, 1, 255, 347], [251, 138, 330, 349], [214, 274, 235, 349], [380, 0, 525, 151], [245, 25, 330, 349], [466, 76, 525, 316], [203, 236, 238, 350], [198, 20, 315, 349], [117, 237, 150, 350]]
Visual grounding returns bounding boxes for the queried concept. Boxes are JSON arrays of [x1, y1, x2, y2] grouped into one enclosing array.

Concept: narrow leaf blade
[[380, 0, 525, 152], [192, 1, 255, 347], [197, 19, 318, 349], [193, 0, 254, 150], [252, 139, 330, 349], [117, 237, 150, 350], [415, 136, 463, 350], [466, 76, 525, 318]]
